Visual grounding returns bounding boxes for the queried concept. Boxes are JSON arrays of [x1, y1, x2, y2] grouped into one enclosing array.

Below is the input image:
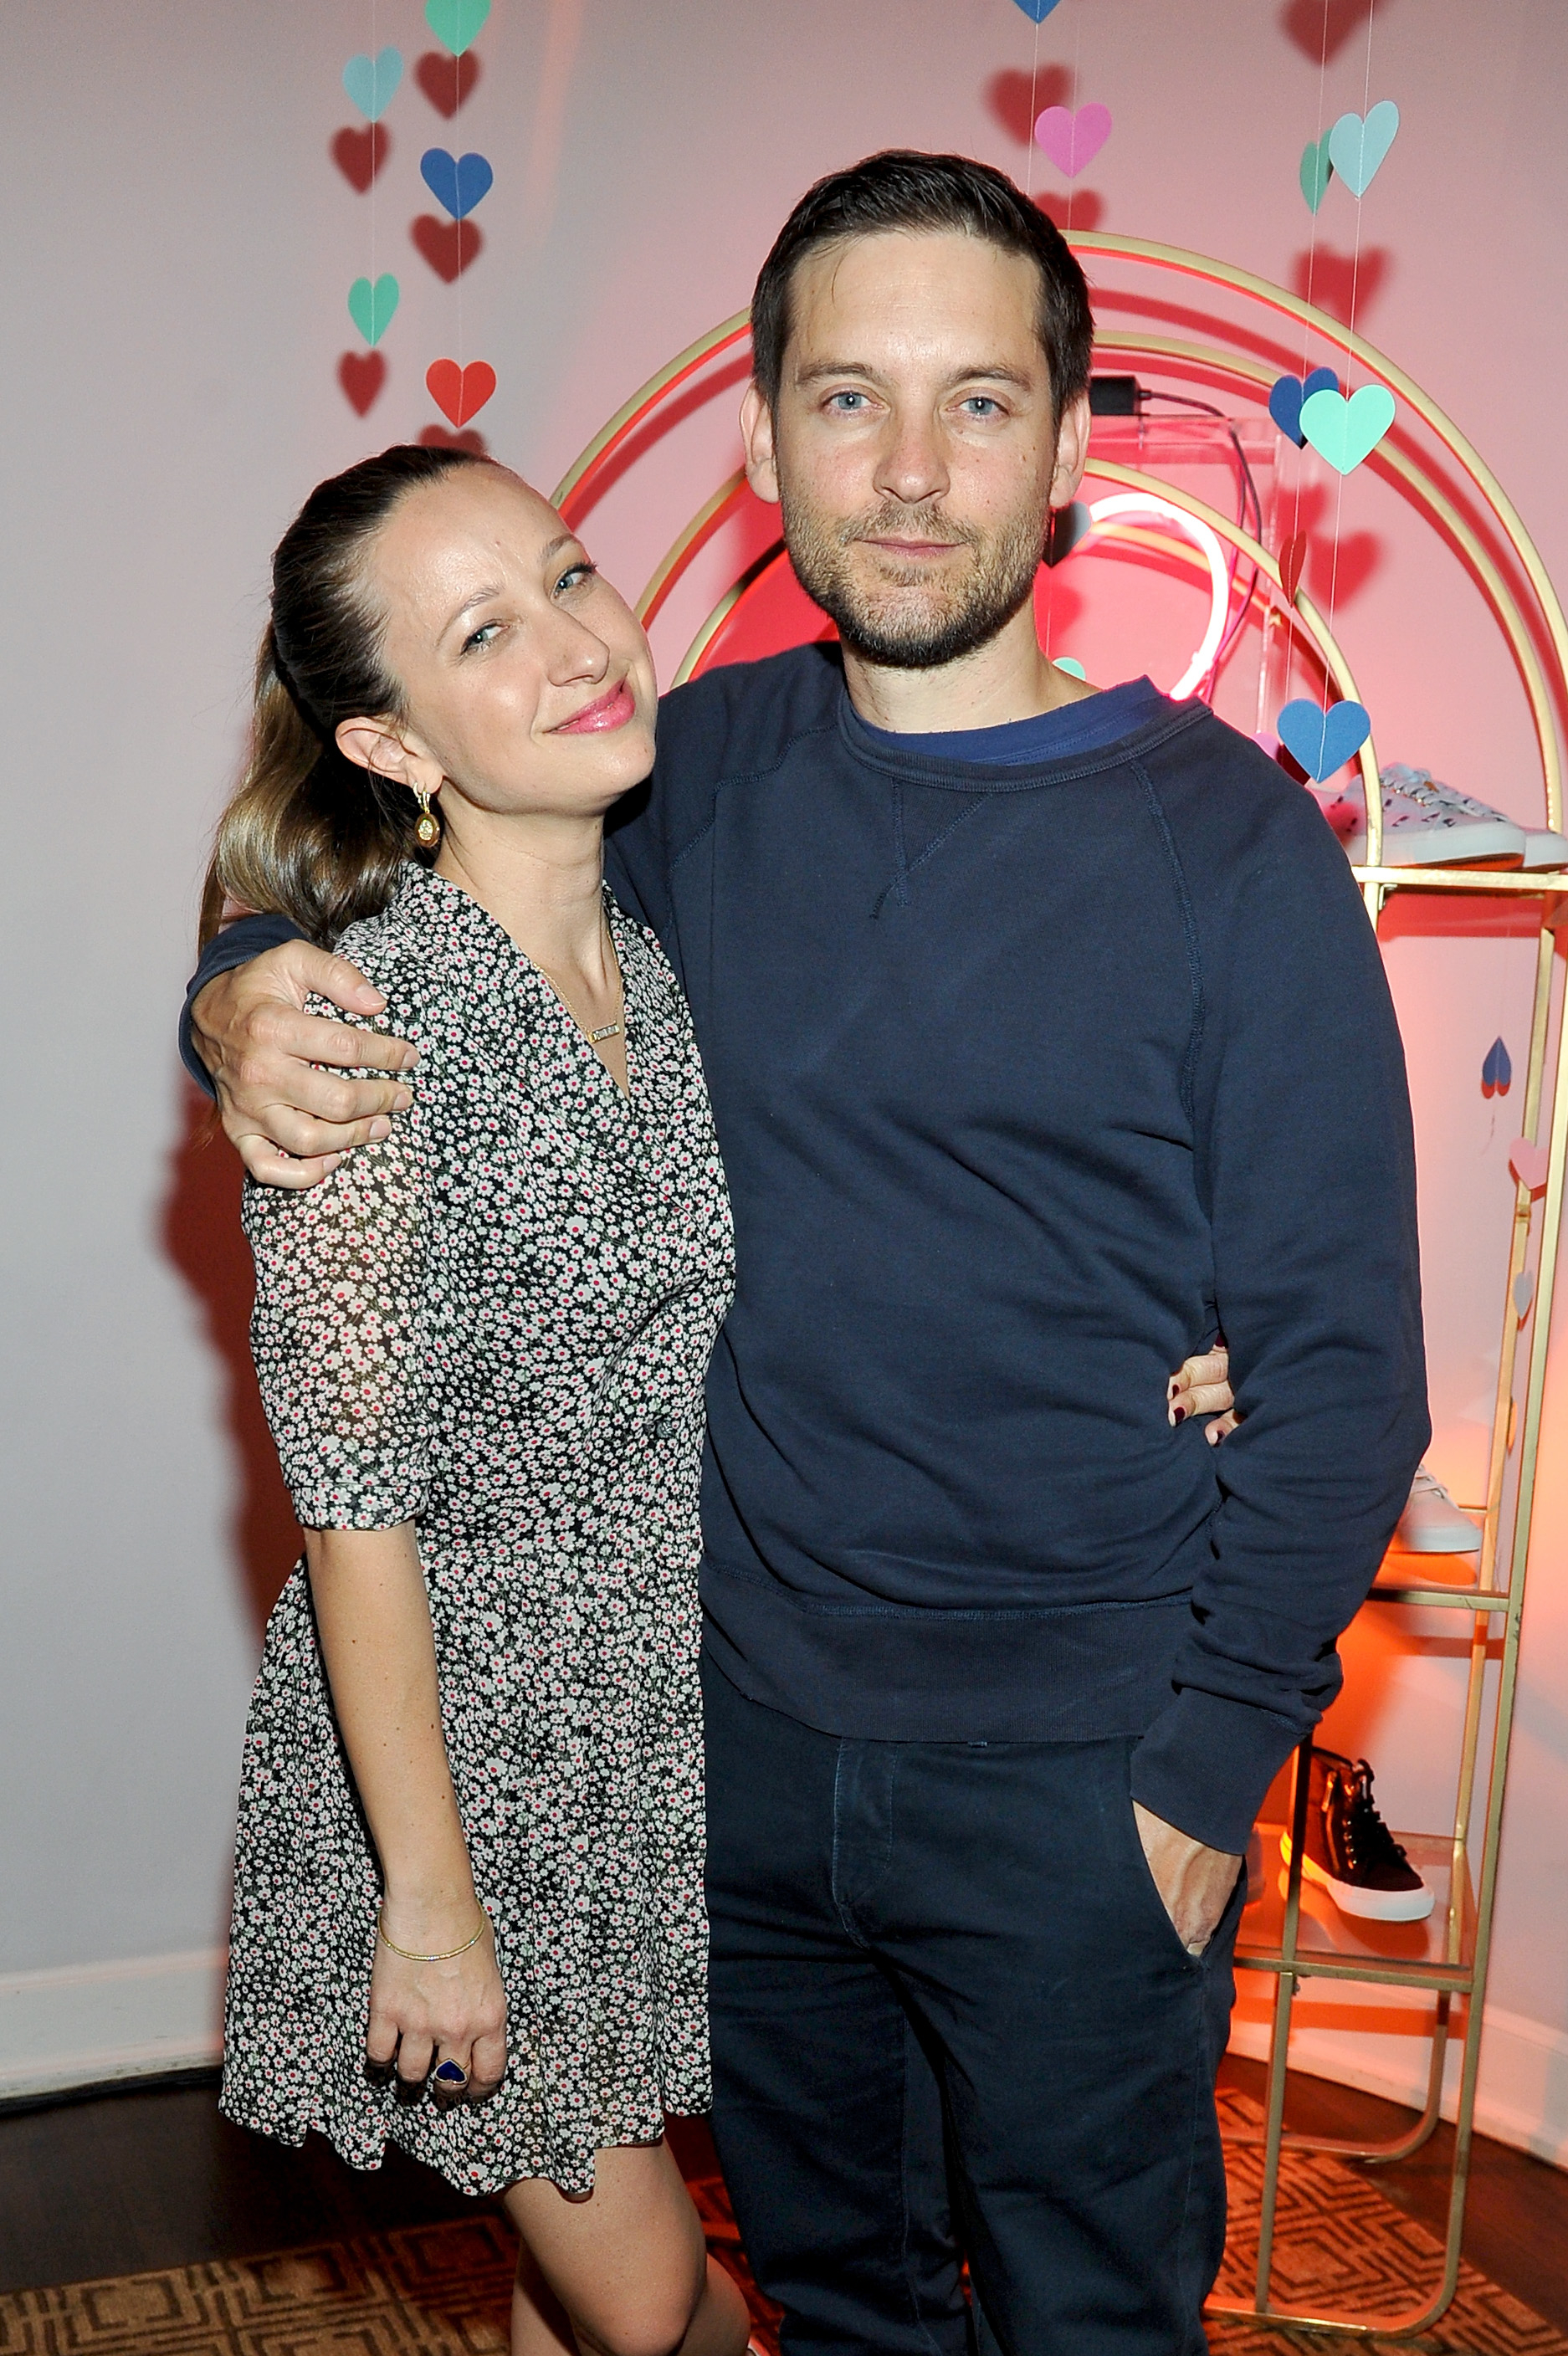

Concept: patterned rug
[[1, 2092, 1561, 2356]]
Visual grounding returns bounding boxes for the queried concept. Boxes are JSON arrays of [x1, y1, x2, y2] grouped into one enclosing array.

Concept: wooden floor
[[2, 2058, 1565, 2330]]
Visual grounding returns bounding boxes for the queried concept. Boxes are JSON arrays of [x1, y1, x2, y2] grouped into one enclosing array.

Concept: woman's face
[[351, 464, 658, 822]]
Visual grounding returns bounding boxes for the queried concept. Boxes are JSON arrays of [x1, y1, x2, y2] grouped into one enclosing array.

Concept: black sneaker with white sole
[[1280, 1748, 1433, 1923]]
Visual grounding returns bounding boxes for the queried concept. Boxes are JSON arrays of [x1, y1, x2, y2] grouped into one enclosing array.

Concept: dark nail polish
[[1173, 1406, 1187, 1423]]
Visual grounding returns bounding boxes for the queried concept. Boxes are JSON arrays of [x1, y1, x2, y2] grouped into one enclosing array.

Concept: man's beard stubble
[[780, 490, 1048, 671]]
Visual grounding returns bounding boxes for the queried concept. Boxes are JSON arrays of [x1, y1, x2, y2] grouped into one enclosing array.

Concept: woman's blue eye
[[555, 561, 597, 595], [463, 621, 501, 652]]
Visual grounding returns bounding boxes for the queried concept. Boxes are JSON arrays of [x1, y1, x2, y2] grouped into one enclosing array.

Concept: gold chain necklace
[[537, 915, 624, 1047]]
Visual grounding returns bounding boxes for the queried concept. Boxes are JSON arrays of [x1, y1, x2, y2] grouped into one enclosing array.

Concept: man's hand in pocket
[[1133, 1803, 1242, 1955]]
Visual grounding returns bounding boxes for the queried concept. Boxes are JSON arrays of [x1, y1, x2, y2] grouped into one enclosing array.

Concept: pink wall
[[3, 0, 1566, 2140]]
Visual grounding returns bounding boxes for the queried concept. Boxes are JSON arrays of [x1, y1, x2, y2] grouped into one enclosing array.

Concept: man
[[184, 154, 1427, 2353]]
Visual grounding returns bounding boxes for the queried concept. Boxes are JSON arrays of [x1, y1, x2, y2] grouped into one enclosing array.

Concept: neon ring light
[[1079, 491, 1231, 700]]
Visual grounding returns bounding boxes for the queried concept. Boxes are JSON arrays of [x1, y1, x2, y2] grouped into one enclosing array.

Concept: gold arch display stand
[[553, 238, 1568, 2340]]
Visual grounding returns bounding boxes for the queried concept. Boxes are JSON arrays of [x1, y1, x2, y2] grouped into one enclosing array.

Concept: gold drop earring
[[413, 787, 441, 848]]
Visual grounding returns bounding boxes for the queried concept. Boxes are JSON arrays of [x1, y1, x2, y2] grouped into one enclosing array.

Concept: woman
[[208, 443, 1237, 2356], [211, 443, 750, 2356]]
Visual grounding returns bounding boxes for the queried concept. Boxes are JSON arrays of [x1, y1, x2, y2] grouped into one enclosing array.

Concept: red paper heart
[[331, 121, 389, 192], [1509, 1138, 1550, 1196], [338, 350, 387, 417], [411, 213, 484, 282], [427, 358, 495, 426], [415, 49, 481, 115], [1279, 532, 1308, 602], [419, 423, 489, 455]]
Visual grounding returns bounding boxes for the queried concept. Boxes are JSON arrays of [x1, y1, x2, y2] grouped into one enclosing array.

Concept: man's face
[[740, 228, 1089, 669]]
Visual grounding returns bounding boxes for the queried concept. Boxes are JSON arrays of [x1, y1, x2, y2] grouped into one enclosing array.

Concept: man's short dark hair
[[751, 150, 1094, 420]]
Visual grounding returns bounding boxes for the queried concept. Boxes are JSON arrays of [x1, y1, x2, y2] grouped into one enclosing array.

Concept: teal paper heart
[[425, 0, 490, 55], [1300, 382, 1395, 474], [1327, 100, 1399, 198], [348, 274, 400, 347], [1299, 131, 1332, 214], [342, 46, 402, 121]]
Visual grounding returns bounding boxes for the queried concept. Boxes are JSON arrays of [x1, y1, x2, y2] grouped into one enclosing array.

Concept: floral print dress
[[220, 863, 735, 2197]]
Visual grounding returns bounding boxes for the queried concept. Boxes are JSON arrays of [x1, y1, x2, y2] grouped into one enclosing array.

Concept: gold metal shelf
[[1352, 863, 1568, 894], [1367, 1547, 1511, 1612], [1237, 1826, 1477, 1992]]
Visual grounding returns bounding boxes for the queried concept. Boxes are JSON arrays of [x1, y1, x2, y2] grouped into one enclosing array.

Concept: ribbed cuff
[[1129, 1687, 1303, 1855], [180, 912, 308, 1095]]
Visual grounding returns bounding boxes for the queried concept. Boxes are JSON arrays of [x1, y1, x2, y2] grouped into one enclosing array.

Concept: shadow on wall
[[1291, 245, 1394, 327], [161, 1086, 301, 1640], [983, 64, 1072, 149], [1278, 0, 1395, 64]]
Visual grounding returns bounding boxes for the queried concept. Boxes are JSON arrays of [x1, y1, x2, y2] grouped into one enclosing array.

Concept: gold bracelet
[[376, 1906, 489, 1963]]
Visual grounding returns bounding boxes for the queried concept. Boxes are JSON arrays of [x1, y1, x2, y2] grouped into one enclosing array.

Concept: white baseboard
[[5, 1943, 1565, 2172], [0, 1949, 226, 2101], [1229, 1982, 1568, 2167]]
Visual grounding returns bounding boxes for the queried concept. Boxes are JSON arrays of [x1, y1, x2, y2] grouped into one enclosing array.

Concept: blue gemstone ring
[[433, 2056, 469, 2097]]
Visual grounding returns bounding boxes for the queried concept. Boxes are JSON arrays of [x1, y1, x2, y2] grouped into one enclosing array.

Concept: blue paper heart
[[342, 46, 403, 122], [1011, 0, 1063, 18], [1482, 1037, 1513, 1099], [1277, 698, 1371, 782], [1267, 366, 1339, 448], [420, 147, 493, 220]]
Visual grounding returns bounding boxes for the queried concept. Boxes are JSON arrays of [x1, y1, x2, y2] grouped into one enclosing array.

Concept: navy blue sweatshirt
[[183, 647, 1427, 1853]]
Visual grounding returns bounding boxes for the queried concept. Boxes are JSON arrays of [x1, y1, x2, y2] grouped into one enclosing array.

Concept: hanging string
[[369, 0, 377, 296], [1280, 0, 1334, 720], [1024, 7, 1043, 197], [1066, 10, 1084, 236], [1324, 0, 1377, 663]]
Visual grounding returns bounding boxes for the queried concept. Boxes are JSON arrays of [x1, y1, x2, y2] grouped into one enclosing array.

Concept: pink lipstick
[[553, 679, 637, 734]]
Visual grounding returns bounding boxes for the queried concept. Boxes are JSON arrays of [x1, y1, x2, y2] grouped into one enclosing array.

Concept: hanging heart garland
[[1278, 533, 1309, 602], [1300, 382, 1396, 474], [348, 274, 400, 346], [428, 357, 496, 426], [1010, 0, 1064, 18], [1267, 367, 1339, 447], [1277, 697, 1372, 782], [1327, 100, 1400, 197], [1482, 1037, 1513, 1099], [342, 47, 403, 121], [1299, 131, 1333, 214], [425, 0, 491, 55], [420, 147, 494, 220], [1034, 104, 1112, 177]]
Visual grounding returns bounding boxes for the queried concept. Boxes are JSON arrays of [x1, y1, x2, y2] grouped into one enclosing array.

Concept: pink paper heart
[[1034, 103, 1112, 179], [1509, 1139, 1550, 1196]]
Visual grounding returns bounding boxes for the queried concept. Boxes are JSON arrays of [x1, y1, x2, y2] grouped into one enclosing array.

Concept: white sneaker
[[1314, 767, 1568, 868], [1362, 766, 1527, 866], [1395, 1463, 1481, 1553]]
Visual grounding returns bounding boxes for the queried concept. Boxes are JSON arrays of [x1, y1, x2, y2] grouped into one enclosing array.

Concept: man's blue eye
[[830, 392, 868, 412], [963, 397, 1002, 417]]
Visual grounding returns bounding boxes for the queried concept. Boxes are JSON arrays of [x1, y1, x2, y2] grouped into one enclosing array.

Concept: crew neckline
[[851, 677, 1166, 769]]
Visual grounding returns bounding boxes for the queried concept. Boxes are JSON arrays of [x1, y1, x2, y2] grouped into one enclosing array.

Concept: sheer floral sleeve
[[241, 1008, 430, 1532]]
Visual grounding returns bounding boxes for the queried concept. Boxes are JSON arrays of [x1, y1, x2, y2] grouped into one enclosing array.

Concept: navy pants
[[702, 1656, 1243, 2356]]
